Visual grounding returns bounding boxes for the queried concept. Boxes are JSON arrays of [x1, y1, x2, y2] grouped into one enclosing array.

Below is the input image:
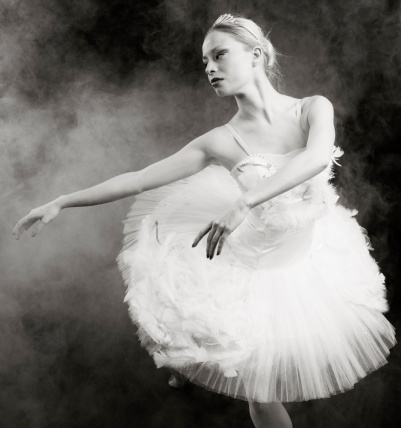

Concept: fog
[[1, 1, 400, 427]]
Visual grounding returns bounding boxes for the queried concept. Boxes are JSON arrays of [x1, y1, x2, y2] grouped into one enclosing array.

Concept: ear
[[252, 46, 263, 65]]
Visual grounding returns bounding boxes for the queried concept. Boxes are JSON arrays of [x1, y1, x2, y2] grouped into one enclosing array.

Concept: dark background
[[1, 0, 401, 427]]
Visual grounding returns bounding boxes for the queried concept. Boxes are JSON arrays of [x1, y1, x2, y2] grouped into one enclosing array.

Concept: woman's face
[[202, 31, 254, 97]]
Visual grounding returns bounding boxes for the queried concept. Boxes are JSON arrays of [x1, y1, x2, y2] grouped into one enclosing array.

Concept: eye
[[216, 51, 225, 60]]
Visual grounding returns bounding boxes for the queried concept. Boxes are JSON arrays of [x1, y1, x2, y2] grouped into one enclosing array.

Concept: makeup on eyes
[[202, 46, 229, 63]]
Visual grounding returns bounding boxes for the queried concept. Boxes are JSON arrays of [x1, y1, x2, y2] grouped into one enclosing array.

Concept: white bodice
[[229, 147, 342, 233]]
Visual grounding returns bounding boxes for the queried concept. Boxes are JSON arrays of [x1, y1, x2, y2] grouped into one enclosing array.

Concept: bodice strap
[[224, 124, 253, 155]]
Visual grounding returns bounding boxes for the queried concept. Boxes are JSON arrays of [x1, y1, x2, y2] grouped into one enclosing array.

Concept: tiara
[[213, 14, 260, 41]]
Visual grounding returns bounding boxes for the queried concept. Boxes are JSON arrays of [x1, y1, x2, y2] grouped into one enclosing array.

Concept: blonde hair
[[205, 14, 282, 90]]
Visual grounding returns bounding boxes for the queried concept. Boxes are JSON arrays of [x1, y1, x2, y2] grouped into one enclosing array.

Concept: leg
[[249, 401, 293, 428]]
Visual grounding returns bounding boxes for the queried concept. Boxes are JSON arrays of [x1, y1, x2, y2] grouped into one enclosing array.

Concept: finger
[[216, 230, 230, 256], [208, 221, 225, 258], [206, 222, 220, 254], [13, 217, 28, 237], [15, 215, 40, 240], [192, 222, 213, 247], [208, 227, 224, 259], [12, 222, 20, 236], [25, 219, 41, 238], [31, 220, 47, 237], [13, 224, 22, 239]]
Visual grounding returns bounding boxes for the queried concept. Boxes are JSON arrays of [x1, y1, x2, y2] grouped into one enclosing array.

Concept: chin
[[213, 87, 233, 98]]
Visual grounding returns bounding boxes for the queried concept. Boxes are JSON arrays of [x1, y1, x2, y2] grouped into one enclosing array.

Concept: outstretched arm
[[13, 132, 215, 239], [57, 134, 214, 208]]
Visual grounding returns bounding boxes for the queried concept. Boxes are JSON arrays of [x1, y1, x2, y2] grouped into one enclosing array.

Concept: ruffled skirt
[[117, 165, 396, 403]]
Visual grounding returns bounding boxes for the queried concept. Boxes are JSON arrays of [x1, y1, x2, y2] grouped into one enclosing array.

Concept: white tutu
[[117, 145, 396, 403]]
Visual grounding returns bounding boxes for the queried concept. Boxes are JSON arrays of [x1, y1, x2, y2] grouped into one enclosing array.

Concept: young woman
[[13, 14, 396, 428]]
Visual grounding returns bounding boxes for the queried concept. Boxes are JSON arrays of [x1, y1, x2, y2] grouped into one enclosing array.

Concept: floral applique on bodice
[[225, 124, 343, 231]]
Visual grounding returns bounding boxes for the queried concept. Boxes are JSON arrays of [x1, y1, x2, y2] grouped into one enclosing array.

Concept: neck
[[233, 72, 288, 123]]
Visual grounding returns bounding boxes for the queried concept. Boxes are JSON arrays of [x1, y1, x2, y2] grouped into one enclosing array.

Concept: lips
[[211, 77, 224, 85]]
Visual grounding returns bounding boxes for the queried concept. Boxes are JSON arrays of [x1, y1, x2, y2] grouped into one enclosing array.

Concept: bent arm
[[58, 134, 214, 209], [240, 96, 336, 210]]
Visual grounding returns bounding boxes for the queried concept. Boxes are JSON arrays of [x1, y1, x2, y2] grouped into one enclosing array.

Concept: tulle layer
[[117, 165, 396, 403]]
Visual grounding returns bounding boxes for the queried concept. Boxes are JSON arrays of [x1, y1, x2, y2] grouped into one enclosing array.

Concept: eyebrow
[[202, 45, 227, 61]]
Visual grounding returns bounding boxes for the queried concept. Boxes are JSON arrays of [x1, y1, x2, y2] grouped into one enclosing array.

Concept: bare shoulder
[[193, 125, 227, 145], [190, 125, 232, 161], [303, 95, 334, 114], [302, 95, 334, 127], [187, 125, 245, 170]]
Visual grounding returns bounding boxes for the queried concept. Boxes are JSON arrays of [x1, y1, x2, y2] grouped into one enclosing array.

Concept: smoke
[[1, 0, 400, 427]]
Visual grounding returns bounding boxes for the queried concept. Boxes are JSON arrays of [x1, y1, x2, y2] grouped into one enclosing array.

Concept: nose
[[205, 61, 216, 75]]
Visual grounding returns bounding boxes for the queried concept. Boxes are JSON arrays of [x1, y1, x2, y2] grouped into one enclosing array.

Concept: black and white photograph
[[3, 1, 401, 427]]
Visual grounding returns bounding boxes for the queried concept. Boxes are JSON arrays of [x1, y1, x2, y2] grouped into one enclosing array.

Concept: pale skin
[[13, 30, 335, 427]]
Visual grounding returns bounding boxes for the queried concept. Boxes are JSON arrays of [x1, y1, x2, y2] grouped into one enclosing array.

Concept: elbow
[[316, 159, 330, 173], [307, 157, 330, 177], [305, 152, 330, 175], [133, 171, 145, 195], [123, 171, 143, 196], [314, 161, 330, 176]]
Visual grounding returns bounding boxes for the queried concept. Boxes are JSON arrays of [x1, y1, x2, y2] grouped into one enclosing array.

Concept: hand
[[13, 199, 62, 240], [192, 198, 250, 259]]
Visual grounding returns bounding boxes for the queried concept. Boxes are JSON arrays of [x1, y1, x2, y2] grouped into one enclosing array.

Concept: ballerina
[[13, 14, 396, 428]]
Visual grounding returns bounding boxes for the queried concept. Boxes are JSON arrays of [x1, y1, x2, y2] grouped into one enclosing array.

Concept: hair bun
[[265, 40, 275, 67]]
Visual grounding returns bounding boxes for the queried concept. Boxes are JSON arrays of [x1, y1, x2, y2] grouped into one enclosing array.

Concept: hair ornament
[[213, 14, 260, 42], [214, 14, 237, 26]]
